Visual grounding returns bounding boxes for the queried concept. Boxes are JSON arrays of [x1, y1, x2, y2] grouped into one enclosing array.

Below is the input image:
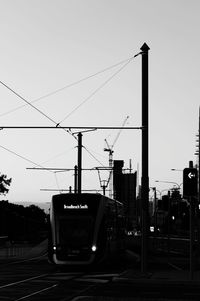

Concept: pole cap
[[140, 43, 150, 52]]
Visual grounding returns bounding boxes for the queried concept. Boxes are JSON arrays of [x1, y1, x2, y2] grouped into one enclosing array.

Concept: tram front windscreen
[[52, 194, 100, 250]]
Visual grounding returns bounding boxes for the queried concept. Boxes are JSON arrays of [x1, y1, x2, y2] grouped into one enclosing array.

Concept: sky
[[0, 0, 199, 204]]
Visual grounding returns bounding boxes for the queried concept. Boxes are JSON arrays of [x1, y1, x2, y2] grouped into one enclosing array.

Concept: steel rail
[[15, 284, 58, 301], [0, 273, 48, 289]]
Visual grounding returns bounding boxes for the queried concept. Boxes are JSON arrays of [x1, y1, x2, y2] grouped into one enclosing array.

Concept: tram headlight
[[91, 245, 97, 252]]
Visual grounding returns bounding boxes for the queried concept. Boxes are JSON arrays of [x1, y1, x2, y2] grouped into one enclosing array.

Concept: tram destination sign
[[183, 168, 197, 197], [64, 204, 88, 209]]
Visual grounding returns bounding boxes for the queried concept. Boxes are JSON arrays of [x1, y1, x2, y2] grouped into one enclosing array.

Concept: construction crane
[[104, 116, 129, 198]]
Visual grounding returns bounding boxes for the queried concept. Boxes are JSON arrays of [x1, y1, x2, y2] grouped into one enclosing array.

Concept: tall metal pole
[[74, 165, 78, 193], [140, 43, 150, 274], [198, 108, 200, 270], [188, 160, 195, 280], [78, 132, 82, 194], [190, 195, 195, 280]]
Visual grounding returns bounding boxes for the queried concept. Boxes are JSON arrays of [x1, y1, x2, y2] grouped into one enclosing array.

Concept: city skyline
[[0, 0, 199, 204]]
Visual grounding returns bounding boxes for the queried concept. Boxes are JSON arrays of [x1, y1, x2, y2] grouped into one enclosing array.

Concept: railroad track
[[0, 255, 124, 301], [1, 253, 200, 300]]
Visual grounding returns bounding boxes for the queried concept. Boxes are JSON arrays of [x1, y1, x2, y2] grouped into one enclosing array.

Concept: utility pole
[[183, 161, 198, 280], [140, 43, 150, 274], [74, 165, 78, 193], [78, 132, 82, 194], [189, 161, 195, 280], [198, 108, 200, 273]]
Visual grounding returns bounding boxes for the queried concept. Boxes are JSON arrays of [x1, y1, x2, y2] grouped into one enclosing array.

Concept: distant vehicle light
[[127, 231, 133, 236], [91, 245, 97, 252], [150, 226, 154, 232], [53, 246, 56, 251]]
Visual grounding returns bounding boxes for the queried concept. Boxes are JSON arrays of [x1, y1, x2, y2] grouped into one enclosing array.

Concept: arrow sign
[[188, 172, 196, 179], [183, 168, 198, 197]]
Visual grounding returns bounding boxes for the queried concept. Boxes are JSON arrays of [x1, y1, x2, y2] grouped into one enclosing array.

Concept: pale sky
[[0, 0, 199, 203]]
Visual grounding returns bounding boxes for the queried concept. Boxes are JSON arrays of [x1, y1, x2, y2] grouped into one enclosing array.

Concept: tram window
[[58, 217, 93, 246]]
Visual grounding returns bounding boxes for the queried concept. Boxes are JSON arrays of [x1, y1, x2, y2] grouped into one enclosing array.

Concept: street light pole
[[155, 180, 182, 190]]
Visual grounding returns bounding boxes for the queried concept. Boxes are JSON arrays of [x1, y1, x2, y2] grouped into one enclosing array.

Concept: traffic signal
[[183, 168, 197, 197]]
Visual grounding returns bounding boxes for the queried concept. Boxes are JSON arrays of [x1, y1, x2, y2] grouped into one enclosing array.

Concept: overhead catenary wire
[[0, 54, 136, 168], [0, 144, 49, 169], [0, 81, 58, 126], [0, 144, 63, 191], [40, 146, 76, 165], [82, 145, 105, 167], [56, 56, 135, 126], [0, 56, 135, 119], [0, 80, 74, 139]]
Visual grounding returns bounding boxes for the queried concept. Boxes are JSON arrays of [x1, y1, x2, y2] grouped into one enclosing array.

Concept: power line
[[0, 81, 74, 140], [0, 56, 134, 119], [82, 146, 105, 167], [57, 56, 135, 126], [0, 81, 58, 126], [0, 144, 48, 169], [0, 55, 136, 168], [0, 144, 68, 191], [40, 146, 75, 165]]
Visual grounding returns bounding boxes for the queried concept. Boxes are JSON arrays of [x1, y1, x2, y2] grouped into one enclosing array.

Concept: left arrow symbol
[[188, 172, 195, 179]]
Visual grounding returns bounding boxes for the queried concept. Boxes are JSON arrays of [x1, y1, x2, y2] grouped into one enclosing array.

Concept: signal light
[[91, 245, 97, 252], [183, 168, 197, 197]]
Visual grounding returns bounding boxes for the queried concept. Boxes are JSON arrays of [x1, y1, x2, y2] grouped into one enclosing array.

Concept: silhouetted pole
[[199, 107, 200, 205], [189, 160, 195, 280], [74, 165, 78, 193], [190, 194, 195, 280], [78, 133, 82, 194], [198, 108, 200, 269], [140, 43, 150, 274], [102, 183, 106, 195]]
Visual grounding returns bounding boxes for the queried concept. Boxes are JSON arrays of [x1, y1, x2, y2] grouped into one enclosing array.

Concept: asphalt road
[[1, 250, 200, 300]]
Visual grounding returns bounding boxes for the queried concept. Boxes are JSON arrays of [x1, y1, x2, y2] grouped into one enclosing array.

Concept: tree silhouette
[[0, 174, 12, 195]]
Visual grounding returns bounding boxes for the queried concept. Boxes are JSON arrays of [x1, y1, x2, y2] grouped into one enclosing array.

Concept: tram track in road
[[0, 255, 124, 301], [0, 270, 118, 301], [0, 267, 87, 301], [0, 247, 139, 300]]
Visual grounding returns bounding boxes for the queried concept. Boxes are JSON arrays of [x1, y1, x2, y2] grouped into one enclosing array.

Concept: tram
[[48, 193, 125, 266]]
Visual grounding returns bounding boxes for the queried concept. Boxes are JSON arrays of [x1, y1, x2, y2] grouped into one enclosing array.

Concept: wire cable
[[0, 54, 136, 168], [40, 146, 76, 165], [54, 172, 62, 193], [57, 56, 135, 126], [0, 80, 75, 138], [0, 80, 104, 166], [0, 56, 134, 119], [0, 144, 68, 190], [0, 81, 58, 125], [82, 145, 105, 167], [0, 144, 49, 169]]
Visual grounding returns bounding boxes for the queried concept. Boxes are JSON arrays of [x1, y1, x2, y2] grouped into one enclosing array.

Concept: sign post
[[183, 167, 198, 280]]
